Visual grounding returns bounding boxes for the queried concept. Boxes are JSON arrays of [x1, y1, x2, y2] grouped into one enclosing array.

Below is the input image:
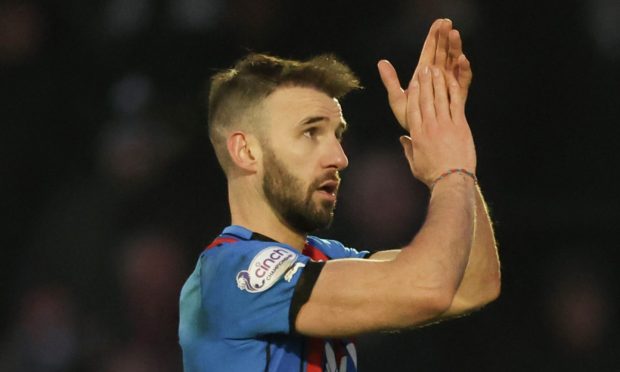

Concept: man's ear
[[227, 131, 260, 173]]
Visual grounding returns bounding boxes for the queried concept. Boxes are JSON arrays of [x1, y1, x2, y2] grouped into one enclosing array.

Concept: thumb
[[399, 135, 414, 169]]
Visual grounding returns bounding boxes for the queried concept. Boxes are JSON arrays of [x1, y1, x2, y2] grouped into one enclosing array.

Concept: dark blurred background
[[1, 0, 619, 371]]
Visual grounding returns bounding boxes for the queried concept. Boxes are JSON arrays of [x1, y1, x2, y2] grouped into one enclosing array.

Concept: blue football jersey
[[179, 225, 369, 372]]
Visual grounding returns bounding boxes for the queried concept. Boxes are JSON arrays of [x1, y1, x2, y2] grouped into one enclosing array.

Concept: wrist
[[430, 169, 477, 191]]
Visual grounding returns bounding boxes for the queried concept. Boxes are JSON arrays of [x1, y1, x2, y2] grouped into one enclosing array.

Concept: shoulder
[[306, 236, 369, 259], [201, 239, 309, 294], [203, 239, 302, 264]]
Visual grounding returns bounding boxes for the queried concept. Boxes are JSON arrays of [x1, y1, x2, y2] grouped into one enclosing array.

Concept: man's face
[[258, 86, 349, 233]]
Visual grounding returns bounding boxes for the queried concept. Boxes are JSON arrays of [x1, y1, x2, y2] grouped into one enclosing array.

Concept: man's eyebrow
[[300, 116, 348, 130], [300, 116, 328, 125]]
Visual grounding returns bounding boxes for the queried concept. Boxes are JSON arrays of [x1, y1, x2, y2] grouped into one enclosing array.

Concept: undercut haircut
[[207, 53, 361, 173]]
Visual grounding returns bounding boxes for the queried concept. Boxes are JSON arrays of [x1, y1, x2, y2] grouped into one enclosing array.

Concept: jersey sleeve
[[307, 236, 370, 259], [200, 242, 321, 339]]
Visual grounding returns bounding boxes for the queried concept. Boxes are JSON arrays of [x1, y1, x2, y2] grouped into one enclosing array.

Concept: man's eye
[[303, 128, 317, 138]]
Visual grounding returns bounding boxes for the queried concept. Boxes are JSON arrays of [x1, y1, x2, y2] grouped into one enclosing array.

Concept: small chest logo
[[236, 247, 297, 293]]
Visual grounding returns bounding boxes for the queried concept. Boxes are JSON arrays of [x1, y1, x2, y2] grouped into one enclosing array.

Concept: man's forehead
[[262, 86, 344, 122]]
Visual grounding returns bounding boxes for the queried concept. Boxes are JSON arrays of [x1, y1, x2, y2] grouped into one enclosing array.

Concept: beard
[[262, 149, 338, 234]]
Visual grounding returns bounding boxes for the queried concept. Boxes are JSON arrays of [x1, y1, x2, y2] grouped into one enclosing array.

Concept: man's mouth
[[317, 180, 339, 196]]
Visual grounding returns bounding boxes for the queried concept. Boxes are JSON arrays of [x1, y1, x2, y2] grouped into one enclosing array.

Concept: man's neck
[[238, 220, 307, 252]]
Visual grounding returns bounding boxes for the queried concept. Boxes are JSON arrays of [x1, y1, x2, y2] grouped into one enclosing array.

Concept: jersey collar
[[222, 225, 254, 240], [222, 225, 279, 243]]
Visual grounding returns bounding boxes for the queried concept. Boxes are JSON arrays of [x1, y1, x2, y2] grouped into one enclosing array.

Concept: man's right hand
[[399, 66, 476, 187], [377, 19, 476, 188]]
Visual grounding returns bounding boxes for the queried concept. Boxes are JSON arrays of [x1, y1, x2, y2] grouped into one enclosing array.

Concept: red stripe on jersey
[[303, 242, 329, 371], [302, 242, 329, 261], [205, 237, 239, 250]]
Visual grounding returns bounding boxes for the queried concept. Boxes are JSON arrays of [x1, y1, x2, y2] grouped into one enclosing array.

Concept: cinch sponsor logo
[[236, 247, 297, 293]]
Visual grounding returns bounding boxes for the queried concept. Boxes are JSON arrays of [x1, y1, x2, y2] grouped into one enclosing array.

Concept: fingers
[[448, 73, 466, 124], [434, 19, 452, 69], [378, 59, 408, 129], [447, 29, 462, 69], [406, 73, 422, 134], [379, 19, 470, 134], [418, 66, 457, 127], [418, 19, 444, 69], [457, 54, 472, 91], [444, 60, 460, 91], [431, 67, 450, 122], [442, 25, 472, 104], [418, 66, 436, 125], [445, 26, 473, 102], [378, 59, 403, 97]]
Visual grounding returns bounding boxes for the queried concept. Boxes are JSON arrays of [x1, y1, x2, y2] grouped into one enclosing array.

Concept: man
[[179, 19, 500, 371]]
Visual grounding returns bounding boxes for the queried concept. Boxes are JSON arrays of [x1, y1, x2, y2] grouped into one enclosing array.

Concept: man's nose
[[323, 138, 349, 170]]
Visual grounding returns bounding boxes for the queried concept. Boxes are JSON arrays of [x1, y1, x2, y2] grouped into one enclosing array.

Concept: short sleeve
[[200, 242, 312, 339], [306, 236, 370, 259]]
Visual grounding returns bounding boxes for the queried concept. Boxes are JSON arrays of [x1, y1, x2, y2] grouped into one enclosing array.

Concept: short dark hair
[[207, 53, 361, 172]]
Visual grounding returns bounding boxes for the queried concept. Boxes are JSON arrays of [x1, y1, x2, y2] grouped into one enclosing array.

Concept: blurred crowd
[[2, 0, 619, 371]]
